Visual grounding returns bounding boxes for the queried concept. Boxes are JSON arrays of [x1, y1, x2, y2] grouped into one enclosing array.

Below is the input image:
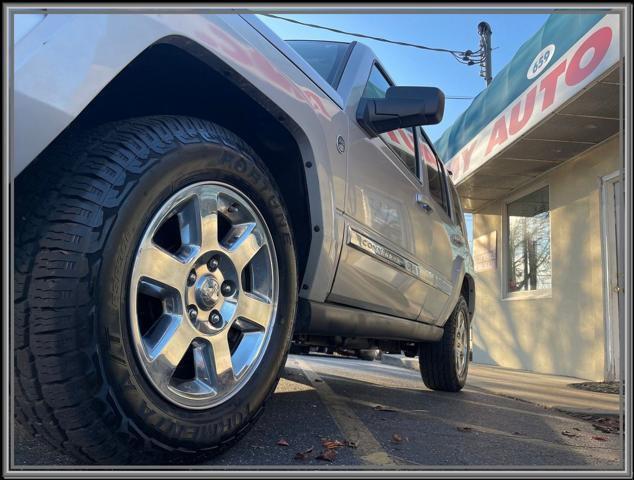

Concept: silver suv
[[13, 13, 475, 463]]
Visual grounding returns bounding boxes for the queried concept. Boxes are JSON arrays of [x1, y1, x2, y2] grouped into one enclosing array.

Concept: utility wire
[[263, 13, 481, 64]]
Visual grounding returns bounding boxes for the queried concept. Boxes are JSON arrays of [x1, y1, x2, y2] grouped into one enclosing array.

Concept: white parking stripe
[[292, 357, 397, 467]]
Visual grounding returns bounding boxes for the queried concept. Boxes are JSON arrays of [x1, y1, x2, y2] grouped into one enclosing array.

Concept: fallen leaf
[[457, 426, 474, 433], [321, 439, 345, 449], [592, 436, 607, 442], [561, 430, 578, 438], [391, 433, 402, 443], [316, 449, 337, 462], [345, 440, 358, 448], [373, 405, 397, 412], [294, 446, 314, 460], [276, 439, 289, 447]]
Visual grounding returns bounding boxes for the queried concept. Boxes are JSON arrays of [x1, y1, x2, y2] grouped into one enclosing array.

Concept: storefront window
[[506, 186, 551, 293]]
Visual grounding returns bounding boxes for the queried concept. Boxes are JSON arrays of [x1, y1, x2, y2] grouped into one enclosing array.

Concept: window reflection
[[506, 186, 551, 293]]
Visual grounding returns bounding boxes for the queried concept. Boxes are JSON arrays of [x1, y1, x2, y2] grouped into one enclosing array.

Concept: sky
[[259, 12, 550, 142]]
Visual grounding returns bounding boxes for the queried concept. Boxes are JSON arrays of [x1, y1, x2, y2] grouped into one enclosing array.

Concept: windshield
[[287, 40, 351, 88]]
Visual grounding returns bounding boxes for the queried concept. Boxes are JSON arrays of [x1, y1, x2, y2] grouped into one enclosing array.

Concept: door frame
[[600, 170, 622, 381]]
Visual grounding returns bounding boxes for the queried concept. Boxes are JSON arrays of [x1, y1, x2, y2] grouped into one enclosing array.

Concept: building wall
[[471, 136, 620, 380]]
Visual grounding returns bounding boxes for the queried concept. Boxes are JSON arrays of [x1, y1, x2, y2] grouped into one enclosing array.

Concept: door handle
[[415, 193, 433, 213]]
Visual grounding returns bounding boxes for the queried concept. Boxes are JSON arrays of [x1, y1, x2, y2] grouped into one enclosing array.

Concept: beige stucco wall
[[471, 136, 620, 381]]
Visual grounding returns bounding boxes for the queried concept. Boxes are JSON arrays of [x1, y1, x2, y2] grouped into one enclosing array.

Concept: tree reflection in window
[[506, 186, 551, 293]]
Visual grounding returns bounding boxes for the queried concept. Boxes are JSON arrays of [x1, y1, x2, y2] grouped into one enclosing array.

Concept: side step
[[295, 299, 443, 342]]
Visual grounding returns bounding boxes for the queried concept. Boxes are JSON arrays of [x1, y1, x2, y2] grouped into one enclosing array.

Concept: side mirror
[[357, 86, 445, 136]]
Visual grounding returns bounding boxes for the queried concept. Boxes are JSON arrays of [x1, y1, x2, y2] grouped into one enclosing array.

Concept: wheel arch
[[17, 35, 316, 284], [461, 273, 476, 320]]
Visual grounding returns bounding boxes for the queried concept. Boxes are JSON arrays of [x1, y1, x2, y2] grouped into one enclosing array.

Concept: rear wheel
[[419, 297, 470, 392], [14, 116, 297, 463]]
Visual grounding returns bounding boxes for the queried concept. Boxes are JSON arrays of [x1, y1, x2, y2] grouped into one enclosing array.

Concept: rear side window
[[287, 40, 351, 87], [417, 129, 450, 216], [449, 180, 466, 232], [362, 65, 417, 178]]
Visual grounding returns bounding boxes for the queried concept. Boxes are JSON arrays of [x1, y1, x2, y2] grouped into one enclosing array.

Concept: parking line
[[292, 357, 397, 467]]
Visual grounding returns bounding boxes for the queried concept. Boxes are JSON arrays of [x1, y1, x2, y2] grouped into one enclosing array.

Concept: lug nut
[[187, 270, 197, 286], [221, 280, 235, 296], [187, 305, 198, 321], [207, 256, 219, 272], [210, 310, 222, 326]]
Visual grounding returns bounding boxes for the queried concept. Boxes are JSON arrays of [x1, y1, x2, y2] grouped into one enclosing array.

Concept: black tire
[[14, 116, 298, 464], [358, 348, 381, 361], [419, 296, 470, 392]]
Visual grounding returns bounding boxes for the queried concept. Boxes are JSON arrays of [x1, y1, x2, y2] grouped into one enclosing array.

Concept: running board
[[295, 299, 443, 342]]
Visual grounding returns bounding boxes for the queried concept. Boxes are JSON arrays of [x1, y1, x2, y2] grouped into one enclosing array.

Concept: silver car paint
[[12, 12, 474, 330], [13, 13, 346, 303]]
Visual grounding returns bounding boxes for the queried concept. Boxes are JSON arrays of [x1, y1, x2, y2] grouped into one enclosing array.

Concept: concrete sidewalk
[[381, 354, 621, 416]]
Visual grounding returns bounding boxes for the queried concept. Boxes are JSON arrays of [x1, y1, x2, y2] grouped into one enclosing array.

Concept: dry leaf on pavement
[[321, 439, 345, 449], [316, 449, 337, 462], [276, 439, 289, 447], [561, 430, 578, 438], [391, 433, 403, 443], [294, 446, 314, 460], [592, 436, 607, 442]]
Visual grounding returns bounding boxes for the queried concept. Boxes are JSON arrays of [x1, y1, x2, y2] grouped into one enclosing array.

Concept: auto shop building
[[435, 12, 624, 381]]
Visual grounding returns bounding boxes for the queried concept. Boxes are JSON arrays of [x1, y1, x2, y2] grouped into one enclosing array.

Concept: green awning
[[435, 12, 609, 166]]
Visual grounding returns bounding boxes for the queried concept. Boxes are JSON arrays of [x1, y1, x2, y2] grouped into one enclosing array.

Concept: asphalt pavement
[[13, 353, 623, 470]]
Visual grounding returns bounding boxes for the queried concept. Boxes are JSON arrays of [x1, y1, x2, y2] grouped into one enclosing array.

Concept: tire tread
[[14, 116, 290, 463], [418, 297, 470, 392]]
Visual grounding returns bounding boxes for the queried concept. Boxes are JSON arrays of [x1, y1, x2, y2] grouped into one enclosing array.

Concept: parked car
[[13, 12, 475, 463]]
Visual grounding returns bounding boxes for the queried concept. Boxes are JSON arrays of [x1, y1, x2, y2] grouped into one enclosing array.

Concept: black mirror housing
[[357, 86, 445, 136]]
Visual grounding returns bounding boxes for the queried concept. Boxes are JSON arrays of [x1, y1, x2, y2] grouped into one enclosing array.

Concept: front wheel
[[418, 297, 470, 392], [14, 116, 297, 463]]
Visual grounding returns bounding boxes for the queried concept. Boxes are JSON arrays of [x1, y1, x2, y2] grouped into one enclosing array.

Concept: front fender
[[13, 12, 348, 302]]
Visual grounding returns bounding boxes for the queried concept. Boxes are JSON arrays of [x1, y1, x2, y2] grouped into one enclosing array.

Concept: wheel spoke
[[226, 224, 264, 272], [237, 293, 273, 330], [209, 334, 235, 387], [192, 341, 214, 388], [143, 314, 194, 387], [135, 243, 189, 290], [195, 189, 220, 251]]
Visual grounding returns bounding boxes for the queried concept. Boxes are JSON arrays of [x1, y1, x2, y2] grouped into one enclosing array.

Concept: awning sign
[[447, 14, 620, 184]]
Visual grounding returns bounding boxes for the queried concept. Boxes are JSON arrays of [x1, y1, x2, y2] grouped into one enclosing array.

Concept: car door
[[328, 63, 434, 320], [413, 129, 459, 323]]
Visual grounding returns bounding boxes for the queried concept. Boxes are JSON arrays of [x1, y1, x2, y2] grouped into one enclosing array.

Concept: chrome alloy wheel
[[454, 310, 468, 377], [129, 182, 278, 409]]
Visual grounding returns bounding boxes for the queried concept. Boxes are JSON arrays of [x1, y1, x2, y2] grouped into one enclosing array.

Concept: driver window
[[362, 65, 417, 178]]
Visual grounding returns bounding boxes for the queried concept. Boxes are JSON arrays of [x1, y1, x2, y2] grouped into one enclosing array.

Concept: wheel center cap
[[195, 275, 220, 309]]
